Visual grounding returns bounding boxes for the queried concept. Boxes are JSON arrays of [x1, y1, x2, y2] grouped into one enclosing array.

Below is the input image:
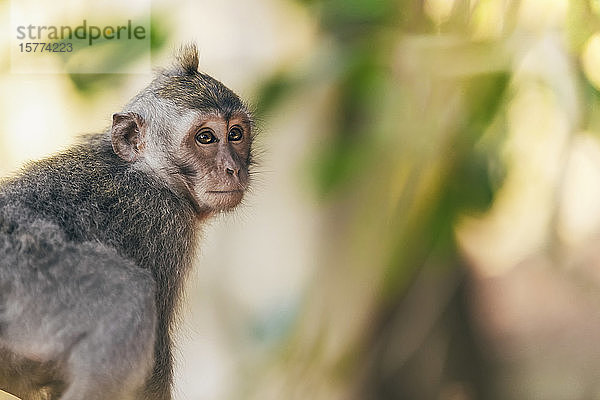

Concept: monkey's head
[[110, 44, 254, 215]]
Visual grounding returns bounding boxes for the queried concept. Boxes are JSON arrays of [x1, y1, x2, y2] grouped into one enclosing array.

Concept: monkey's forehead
[[153, 73, 249, 119], [190, 110, 253, 126]]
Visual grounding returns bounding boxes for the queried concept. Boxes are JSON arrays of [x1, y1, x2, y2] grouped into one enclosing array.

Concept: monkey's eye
[[228, 127, 243, 142], [195, 130, 216, 145]]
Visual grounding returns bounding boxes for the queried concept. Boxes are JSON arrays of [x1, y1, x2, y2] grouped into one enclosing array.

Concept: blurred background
[[3, 0, 600, 399]]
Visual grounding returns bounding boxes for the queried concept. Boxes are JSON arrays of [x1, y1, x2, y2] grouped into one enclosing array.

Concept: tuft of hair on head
[[175, 43, 199, 75]]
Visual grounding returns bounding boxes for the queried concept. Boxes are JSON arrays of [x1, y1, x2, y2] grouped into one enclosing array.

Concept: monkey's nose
[[226, 167, 236, 176]]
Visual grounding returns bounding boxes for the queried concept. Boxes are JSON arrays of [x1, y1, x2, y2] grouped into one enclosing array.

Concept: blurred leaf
[[567, 0, 600, 52], [578, 67, 600, 133], [311, 46, 389, 197], [254, 72, 298, 117], [149, 14, 169, 51], [384, 71, 509, 296], [460, 72, 509, 136], [66, 15, 169, 94]]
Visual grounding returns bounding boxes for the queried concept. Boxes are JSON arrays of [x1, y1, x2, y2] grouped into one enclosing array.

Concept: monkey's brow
[[193, 112, 252, 126], [235, 115, 253, 126]]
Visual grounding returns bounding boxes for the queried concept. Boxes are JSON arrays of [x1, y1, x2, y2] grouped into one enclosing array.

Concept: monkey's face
[[177, 112, 252, 212], [111, 109, 253, 215], [111, 59, 254, 216]]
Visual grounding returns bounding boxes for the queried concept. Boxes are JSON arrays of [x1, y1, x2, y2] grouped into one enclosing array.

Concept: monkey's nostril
[[226, 168, 235, 175]]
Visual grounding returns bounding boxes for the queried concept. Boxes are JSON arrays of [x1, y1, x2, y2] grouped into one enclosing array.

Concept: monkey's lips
[[206, 190, 244, 194], [204, 189, 245, 210]]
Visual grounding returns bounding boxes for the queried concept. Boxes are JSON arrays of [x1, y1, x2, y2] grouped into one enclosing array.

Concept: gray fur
[[0, 44, 253, 400]]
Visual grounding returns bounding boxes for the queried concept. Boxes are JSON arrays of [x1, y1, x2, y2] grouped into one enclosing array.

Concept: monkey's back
[[0, 209, 156, 355], [0, 133, 197, 262], [0, 137, 162, 398]]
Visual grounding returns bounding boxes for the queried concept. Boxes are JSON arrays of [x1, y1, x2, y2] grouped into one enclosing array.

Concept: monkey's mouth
[[204, 189, 244, 211]]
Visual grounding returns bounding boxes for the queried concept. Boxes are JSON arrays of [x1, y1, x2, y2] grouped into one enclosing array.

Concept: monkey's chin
[[202, 190, 244, 212]]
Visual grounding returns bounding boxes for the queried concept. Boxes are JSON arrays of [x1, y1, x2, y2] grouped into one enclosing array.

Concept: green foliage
[[67, 15, 169, 94], [257, 2, 512, 299]]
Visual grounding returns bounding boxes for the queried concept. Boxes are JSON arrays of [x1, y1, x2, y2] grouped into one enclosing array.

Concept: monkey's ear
[[111, 112, 146, 162]]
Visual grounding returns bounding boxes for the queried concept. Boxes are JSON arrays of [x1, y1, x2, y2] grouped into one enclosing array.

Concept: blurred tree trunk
[[250, 1, 513, 399]]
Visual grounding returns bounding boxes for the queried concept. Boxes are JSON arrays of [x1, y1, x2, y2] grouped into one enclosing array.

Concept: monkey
[[0, 44, 254, 400]]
